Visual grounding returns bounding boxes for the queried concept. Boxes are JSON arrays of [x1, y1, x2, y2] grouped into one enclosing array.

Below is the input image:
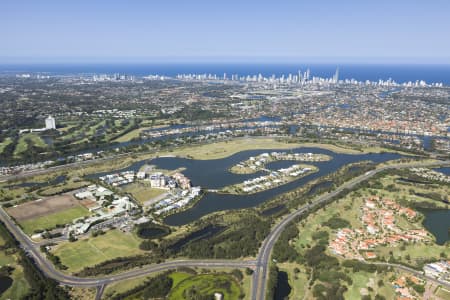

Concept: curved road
[[0, 207, 256, 287], [1, 159, 449, 300]]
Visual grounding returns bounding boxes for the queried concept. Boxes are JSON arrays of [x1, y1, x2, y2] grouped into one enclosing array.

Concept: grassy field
[[20, 205, 90, 235], [122, 183, 167, 204], [0, 237, 30, 300], [376, 174, 450, 209], [374, 243, 448, 267], [435, 286, 450, 300], [67, 287, 97, 300], [168, 274, 242, 300], [160, 137, 408, 160], [168, 138, 304, 160], [0, 137, 12, 154], [344, 270, 396, 300], [37, 178, 90, 196], [113, 126, 152, 142], [0, 264, 30, 300], [103, 269, 251, 300], [14, 133, 47, 156], [53, 230, 143, 273], [103, 273, 160, 299], [278, 262, 309, 299]]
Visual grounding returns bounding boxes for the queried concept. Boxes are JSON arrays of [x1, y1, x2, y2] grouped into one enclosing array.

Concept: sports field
[[52, 229, 143, 273], [20, 206, 89, 235]]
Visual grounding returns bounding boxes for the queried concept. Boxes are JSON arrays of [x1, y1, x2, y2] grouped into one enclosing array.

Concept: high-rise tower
[[332, 67, 339, 84]]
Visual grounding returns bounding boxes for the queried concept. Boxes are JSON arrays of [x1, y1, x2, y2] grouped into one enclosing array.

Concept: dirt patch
[[7, 194, 79, 221], [79, 199, 99, 210]]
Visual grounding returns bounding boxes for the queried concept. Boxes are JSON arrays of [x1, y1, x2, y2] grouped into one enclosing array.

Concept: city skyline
[[2, 0, 450, 64]]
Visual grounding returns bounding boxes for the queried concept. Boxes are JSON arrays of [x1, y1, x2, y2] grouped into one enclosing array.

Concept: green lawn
[[374, 243, 449, 267], [0, 244, 30, 300], [0, 251, 14, 265], [169, 272, 193, 288], [104, 271, 249, 300], [168, 274, 242, 300], [37, 179, 90, 196], [344, 271, 396, 300], [172, 138, 304, 160], [113, 126, 151, 142], [278, 262, 309, 299], [103, 274, 157, 299], [53, 230, 143, 273], [0, 265, 30, 300], [20, 205, 90, 235], [0, 137, 12, 154], [14, 133, 47, 156], [435, 286, 450, 300]]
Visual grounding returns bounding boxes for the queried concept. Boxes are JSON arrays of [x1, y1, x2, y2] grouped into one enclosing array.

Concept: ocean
[[1, 63, 450, 85]]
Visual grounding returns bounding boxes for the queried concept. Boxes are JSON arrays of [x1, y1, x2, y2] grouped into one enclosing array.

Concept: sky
[[1, 0, 450, 64]]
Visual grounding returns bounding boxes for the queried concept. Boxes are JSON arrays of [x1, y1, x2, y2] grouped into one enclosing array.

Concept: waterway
[[137, 227, 169, 239], [420, 209, 450, 245], [7, 175, 67, 188], [434, 167, 450, 176], [168, 225, 225, 251]]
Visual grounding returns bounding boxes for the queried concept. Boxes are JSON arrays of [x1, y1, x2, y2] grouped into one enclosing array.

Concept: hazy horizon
[[2, 0, 450, 65]]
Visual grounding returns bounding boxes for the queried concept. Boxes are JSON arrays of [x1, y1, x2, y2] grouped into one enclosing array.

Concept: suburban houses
[[329, 196, 430, 260]]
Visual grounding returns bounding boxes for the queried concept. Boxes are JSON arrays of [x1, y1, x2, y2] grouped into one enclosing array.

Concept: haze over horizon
[[2, 0, 450, 64]]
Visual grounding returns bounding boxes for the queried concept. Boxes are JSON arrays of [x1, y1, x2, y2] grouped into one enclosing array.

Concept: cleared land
[[7, 194, 81, 221], [52, 229, 143, 273]]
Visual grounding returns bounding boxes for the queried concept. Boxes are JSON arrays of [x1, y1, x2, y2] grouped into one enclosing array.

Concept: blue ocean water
[[1, 63, 450, 85]]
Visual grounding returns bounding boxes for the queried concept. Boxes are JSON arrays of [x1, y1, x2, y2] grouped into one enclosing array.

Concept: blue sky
[[1, 0, 450, 63]]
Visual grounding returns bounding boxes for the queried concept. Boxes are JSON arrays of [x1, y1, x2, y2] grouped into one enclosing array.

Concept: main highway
[[1, 159, 449, 299]]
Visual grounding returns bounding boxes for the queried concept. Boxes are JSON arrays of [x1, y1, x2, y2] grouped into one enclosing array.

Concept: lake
[[160, 148, 401, 226], [434, 167, 450, 176], [274, 271, 291, 300], [87, 147, 402, 226], [420, 209, 450, 245], [0, 276, 12, 297]]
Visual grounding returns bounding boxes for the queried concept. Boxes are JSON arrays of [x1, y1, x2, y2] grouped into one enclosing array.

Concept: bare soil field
[[7, 194, 80, 221], [79, 199, 98, 210]]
